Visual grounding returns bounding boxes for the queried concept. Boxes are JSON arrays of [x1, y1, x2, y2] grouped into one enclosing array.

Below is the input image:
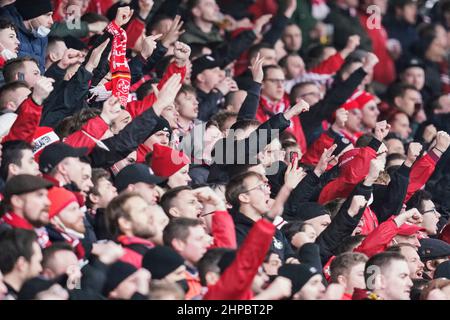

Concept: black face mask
[[176, 279, 189, 293]]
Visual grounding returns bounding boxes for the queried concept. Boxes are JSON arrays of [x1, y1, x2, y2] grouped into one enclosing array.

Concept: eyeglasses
[[422, 208, 439, 216], [243, 183, 270, 194], [264, 78, 285, 85]]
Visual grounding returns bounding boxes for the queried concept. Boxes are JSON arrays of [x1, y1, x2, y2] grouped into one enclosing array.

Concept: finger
[[149, 33, 163, 41]]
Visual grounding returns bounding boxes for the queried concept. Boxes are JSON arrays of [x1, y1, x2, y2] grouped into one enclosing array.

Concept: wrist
[[404, 158, 414, 167], [100, 113, 111, 125], [31, 94, 44, 105], [174, 57, 186, 67], [434, 146, 445, 154]]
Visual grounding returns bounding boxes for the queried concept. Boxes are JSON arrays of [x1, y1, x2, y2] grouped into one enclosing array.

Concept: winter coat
[[203, 218, 274, 300], [233, 212, 295, 262]]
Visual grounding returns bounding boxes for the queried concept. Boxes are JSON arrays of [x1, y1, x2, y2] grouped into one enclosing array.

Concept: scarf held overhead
[[106, 21, 131, 107]]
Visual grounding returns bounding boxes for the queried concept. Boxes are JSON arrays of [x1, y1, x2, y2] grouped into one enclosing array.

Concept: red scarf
[[106, 21, 131, 107], [257, 95, 307, 153], [1, 213, 51, 248]]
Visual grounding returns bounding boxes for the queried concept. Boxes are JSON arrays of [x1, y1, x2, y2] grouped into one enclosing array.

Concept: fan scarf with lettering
[[106, 21, 131, 107]]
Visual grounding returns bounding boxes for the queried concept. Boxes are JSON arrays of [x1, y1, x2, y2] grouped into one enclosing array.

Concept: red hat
[[151, 144, 191, 178], [32, 127, 60, 161], [337, 148, 360, 168], [353, 91, 376, 109], [48, 187, 78, 219], [331, 99, 361, 121], [397, 223, 425, 236]]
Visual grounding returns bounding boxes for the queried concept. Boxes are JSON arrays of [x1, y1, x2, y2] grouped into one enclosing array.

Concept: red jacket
[[318, 146, 377, 204], [210, 210, 237, 249], [359, 206, 379, 236], [257, 94, 307, 153], [1, 97, 42, 144], [405, 152, 438, 203], [203, 219, 275, 300], [64, 116, 109, 153], [301, 131, 335, 166], [359, 13, 396, 86], [309, 52, 345, 75], [117, 235, 155, 268], [125, 62, 187, 118], [354, 217, 398, 258]]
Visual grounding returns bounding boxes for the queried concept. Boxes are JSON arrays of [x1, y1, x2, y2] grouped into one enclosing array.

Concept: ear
[[88, 193, 99, 205], [169, 207, 180, 218], [5, 101, 16, 112], [197, 73, 205, 84], [10, 194, 24, 210], [394, 96, 403, 108], [171, 238, 186, 253], [118, 216, 132, 234], [238, 193, 250, 204], [15, 256, 28, 273], [48, 52, 58, 63], [337, 275, 347, 287], [8, 163, 20, 177]]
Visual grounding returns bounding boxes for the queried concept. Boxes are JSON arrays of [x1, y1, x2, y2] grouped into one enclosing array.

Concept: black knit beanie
[[278, 264, 321, 295], [142, 246, 185, 280], [15, 0, 53, 21], [102, 261, 137, 297]]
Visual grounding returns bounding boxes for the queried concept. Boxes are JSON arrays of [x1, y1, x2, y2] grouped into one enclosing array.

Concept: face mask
[[176, 279, 189, 293], [33, 26, 51, 38], [1, 48, 17, 60]]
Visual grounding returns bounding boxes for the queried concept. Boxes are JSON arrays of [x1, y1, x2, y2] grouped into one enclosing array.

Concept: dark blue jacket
[[0, 4, 48, 73]]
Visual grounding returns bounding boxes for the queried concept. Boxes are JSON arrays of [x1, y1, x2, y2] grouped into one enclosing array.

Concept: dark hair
[[160, 186, 193, 218], [279, 53, 301, 69], [59, 108, 101, 137], [229, 119, 260, 136], [290, 81, 317, 105], [42, 242, 74, 271], [0, 229, 38, 274], [0, 81, 29, 111], [330, 252, 368, 283], [364, 252, 406, 283], [281, 221, 310, 243], [163, 218, 203, 247], [0, 140, 33, 181], [197, 248, 230, 286], [176, 84, 197, 99], [0, 18, 17, 33], [262, 64, 283, 81], [248, 42, 274, 61], [334, 235, 366, 255], [86, 168, 112, 208], [355, 134, 374, 148], [54, 115, 76, 140], [3, 57, 39, 83], [211, 110, 237, 132], [136, 79, 158, 101], [386, 243, 418, 254], [105, 192, 142, 238], [386, 83, 419, 106], [304, 43, 326, 70], [146, 14, 172, 36], [336, 55, 364, 79], [225, 171, 264, 208], [405, 190, 433, 213], [386, 153, 406, 169]]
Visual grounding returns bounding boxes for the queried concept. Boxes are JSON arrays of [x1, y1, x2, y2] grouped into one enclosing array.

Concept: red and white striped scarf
[[106, 21, 131, 107]]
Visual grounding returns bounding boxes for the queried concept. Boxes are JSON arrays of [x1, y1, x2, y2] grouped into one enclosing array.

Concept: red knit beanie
[[151, 144, 191, 178], [353, 91, 376, 109], [48, 187, 78, 219]]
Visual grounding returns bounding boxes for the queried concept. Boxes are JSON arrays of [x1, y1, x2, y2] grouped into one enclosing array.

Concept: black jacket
[[315, 183, 373, 265], [233, 212, 295, 262], [208, 112, 291, 183], [40, 66, 93, 128], [301, 67, 368, 145], [371, 164, 411, 223], [89, 107, 161, 168], [196, 88, 224, 122]]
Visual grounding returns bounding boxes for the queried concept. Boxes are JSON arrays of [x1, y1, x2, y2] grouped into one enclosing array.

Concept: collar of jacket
[[184, 21, 222, 42], [233, 211, 257, 227], [117, 235, 154, 247]]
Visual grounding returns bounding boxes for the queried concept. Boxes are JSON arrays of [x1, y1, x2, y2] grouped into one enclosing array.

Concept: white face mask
[[33, 25, 51, 38], [1, 48, 17, 60]]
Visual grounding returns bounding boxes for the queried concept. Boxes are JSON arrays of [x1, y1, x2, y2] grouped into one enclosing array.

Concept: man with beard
[[105, 192, 157, 268], [46, 187, 91, 259], [0, 174, 52, 248]]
